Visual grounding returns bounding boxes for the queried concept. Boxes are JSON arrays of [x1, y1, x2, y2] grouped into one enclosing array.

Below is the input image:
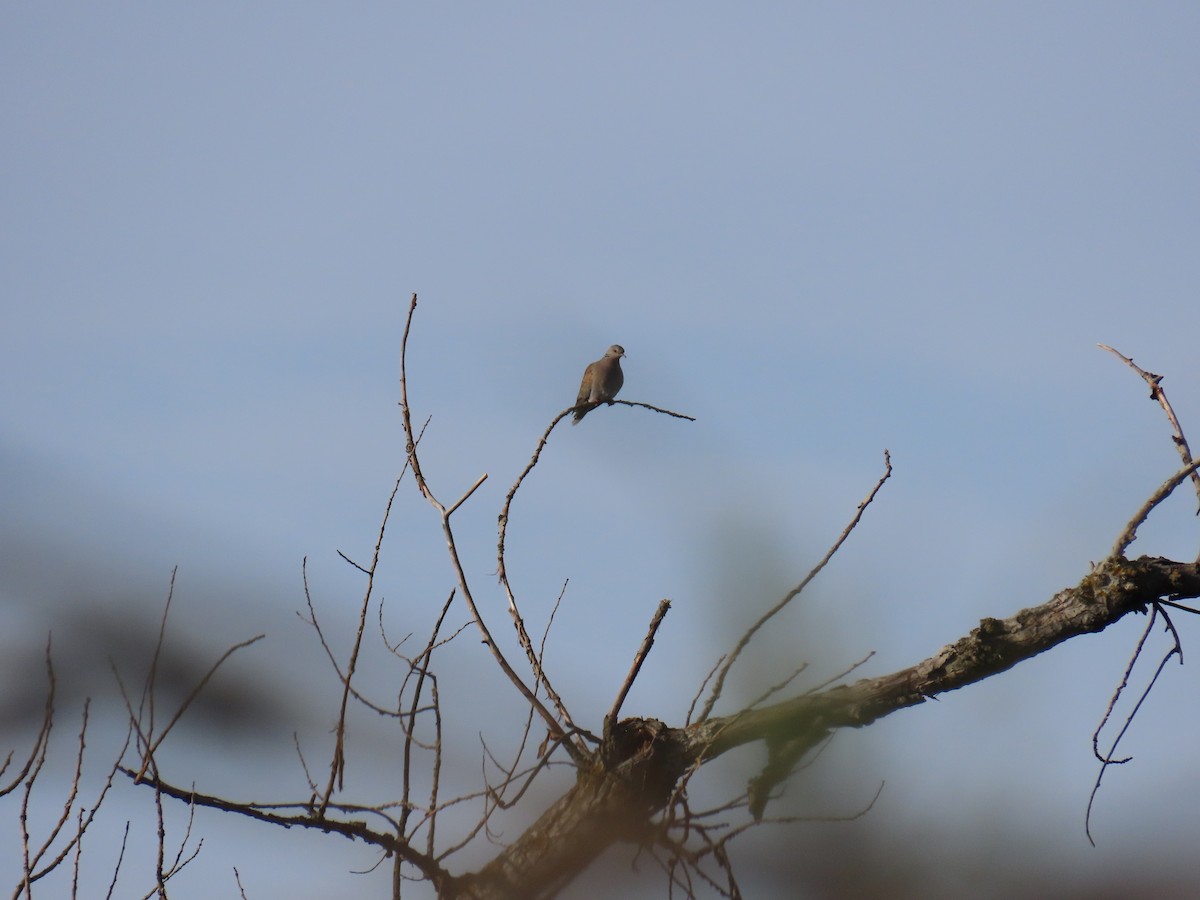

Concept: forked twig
[[495, 391, 696, 751], [118, 769, 452, 887], [1086, 604, 1184, 845], [1085, 352, 1200, 842], [398, 590, 457, 855], [16, 651, 133, 899], [133, 635, 264, 783], [2, 640, 56, 801], [396, 294, 581, 763], [122, 578, 264, 785], [1100, 344, 1200, 515], [319, 473, 403, 811]]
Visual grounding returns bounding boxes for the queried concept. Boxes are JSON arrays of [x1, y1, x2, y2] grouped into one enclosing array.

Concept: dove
[[572, 344, 625, 424]]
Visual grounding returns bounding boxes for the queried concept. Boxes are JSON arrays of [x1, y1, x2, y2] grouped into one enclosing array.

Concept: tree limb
[[457, 554, 1200, 898]]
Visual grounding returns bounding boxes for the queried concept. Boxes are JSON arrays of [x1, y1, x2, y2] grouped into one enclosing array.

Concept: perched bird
[[572, 344, 625, 424]]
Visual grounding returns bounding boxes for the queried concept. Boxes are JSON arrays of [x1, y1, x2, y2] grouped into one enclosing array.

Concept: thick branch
[[458, 554, 1200, 899], [694, 555, 1200, 757]]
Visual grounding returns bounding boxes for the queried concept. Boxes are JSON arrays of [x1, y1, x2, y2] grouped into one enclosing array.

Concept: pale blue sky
[[3, 4, 1199, 897]]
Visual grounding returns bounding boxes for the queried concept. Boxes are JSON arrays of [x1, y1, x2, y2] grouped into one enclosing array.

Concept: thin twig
[[336, 550, 371, 575], [1110, 457, 1200, 559], [399, 590, 455, 848], [686, 656, 725, 727], [319, 473, 403, 812], [744, 663, 808, 711], [698, 450, 893, 722], [2, 639, 56, 799], [497, 411, 569, 593], [396, 294, 583, 764], [574, 398, 697, 422], [476, 581, 572, 830], [102, 821, 130, 900], [1100, 344, 1200, 515], [447, 473, 488, 517], [17, 700, 133, 898], [803, 651, 877, 697], [1085, 605, 1182, 845], [121, 770, 452, 886], [399, 294, 430, 500], [494, 411, 586, 746], [136, 635, 266, 783], [495, 390, 695, 747]]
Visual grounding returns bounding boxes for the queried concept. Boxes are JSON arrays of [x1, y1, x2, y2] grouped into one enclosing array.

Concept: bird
[[572, 344, 625, 424]]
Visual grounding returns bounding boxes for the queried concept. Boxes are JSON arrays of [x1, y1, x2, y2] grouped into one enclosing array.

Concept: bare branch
[[336, 549, 372, 575], [604, 600, 672, 742], [2, 639, 56, 800], [396, 294, 586, 765], [22, 319, 1199, 899], [460, 555, 1200, 896], [686, 656, 724, 727], [122, 769, 457, 892], [102, 821, 130, 900], [1086, 603, 1186, 845], [398, 590, 456, 852], [319, 472, 404, 811], [497, 411, 569, 593], [134, 634, 266, 783], [496, 385, 695, 751], [494, 411, 586, 747], [801, 651, 877, 698], [744, 663, 809, 712], [448, 473, 489, 517], [1110, 456, 1200, 559], [399, 293, 431, 501], [567, 397, 697, 423], [695, 556, 1200, 763], [699, 449, 893, 722], [1100, 344, 1200, 514], [13, 642, 133, 900]]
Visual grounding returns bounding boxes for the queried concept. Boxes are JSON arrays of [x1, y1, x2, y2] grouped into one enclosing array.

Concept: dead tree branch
[[396, 294, 583, 766], [64, 322, 1200, 899], [698, 449, 893, 722], [455, 553, 1200, 898], [1110, 457, 1200, 560], [604, 599, 672, 746], [1100, 343, 1200, 515]]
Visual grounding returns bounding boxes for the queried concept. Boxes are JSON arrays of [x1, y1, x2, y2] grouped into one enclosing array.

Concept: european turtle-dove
[[572, 344, 625, 424]]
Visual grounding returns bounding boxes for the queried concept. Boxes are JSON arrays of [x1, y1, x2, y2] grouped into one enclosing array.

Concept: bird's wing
[[576, 361, 598, 406]]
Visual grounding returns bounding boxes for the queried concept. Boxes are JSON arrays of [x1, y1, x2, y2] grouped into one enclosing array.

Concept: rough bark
[[452, 555, 1200, 899]]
